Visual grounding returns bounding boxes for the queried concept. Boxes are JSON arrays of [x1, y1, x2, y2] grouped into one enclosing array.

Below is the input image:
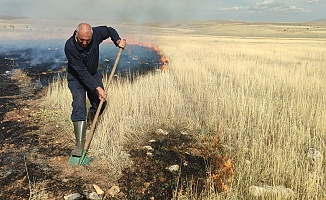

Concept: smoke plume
[[0, 0, 208, 23]]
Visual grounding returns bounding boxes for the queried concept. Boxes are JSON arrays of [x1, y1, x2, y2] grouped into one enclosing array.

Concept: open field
[[1, 18, 326, 199]]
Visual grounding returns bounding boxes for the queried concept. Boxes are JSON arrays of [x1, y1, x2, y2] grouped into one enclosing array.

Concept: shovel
[[68, 47, 123, 166]]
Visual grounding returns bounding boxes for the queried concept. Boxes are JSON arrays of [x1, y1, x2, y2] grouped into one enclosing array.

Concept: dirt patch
[[115, 128, 234, 199], [0, 72, 115, 199], [117, 130, 207, 199]]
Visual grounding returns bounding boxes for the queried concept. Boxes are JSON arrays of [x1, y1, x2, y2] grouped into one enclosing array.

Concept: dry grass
[[154, 35, 325, 199], [43, 21, 326, 199]]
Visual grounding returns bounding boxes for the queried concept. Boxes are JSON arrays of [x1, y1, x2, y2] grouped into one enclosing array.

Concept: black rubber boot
[[71, 121, 86, 157]]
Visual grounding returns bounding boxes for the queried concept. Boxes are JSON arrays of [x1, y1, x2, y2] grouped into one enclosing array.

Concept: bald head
[[76, 23, 92, 35], [75, 23, 93, 48]]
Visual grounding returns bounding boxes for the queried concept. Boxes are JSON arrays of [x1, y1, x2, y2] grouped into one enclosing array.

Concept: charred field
[[0, 41, 165, 87]]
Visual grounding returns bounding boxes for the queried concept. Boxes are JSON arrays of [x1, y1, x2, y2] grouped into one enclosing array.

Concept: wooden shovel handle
[[84, 48, 123, 150]]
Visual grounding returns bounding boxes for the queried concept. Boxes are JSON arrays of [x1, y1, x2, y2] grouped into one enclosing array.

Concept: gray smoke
[[0, 0, 210, 23]]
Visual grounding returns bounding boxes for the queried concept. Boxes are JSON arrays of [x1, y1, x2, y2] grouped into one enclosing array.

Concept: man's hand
[[117, 39, 126, 49], [96, 86, 107, 101]]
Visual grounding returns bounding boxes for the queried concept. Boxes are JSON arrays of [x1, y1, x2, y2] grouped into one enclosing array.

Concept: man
[[64, 23, 126, 157]]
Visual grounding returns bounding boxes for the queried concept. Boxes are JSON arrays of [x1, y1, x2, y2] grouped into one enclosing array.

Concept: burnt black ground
[[0, 73, 87, 199], [0, 57, 111, 199], [116, 130, 210, 200]]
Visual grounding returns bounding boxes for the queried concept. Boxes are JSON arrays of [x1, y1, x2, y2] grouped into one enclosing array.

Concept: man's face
[[76, 31, 92, 48]]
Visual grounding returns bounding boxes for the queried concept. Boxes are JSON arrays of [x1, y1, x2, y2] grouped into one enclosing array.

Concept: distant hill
[[0, 15, 27, 20], [310, 18, 326, 23]]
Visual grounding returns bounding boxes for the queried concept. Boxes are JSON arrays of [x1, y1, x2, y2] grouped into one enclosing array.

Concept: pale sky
[[0, 0, 325, 22]]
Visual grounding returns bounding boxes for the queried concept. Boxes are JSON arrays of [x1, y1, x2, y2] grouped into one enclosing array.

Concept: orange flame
[[201, 126, 235, 193], [125, 37, 169, 71]]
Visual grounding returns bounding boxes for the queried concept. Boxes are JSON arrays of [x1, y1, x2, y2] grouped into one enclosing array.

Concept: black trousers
[[67, 72, 107, 122]]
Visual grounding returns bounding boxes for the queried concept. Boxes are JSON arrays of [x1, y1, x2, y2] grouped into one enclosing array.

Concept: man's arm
[[96, 26, 123, 46]]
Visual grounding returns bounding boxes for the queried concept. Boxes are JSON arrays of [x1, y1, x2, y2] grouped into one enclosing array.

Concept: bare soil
[[0, 72, 115, 199]]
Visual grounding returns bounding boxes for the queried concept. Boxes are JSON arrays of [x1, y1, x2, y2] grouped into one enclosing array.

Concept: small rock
[[107, 185, 120, 197], [156, 128, 169, 135], [146, 152, 153, 156], [93, 184, 104, 195], [149, 139, 156, 143], [166, 164, 179, 173], [64, 193, 82, 200], [142, 145, 154, 151], [249, 185, 294, 198], [88, 192, 100, 200]]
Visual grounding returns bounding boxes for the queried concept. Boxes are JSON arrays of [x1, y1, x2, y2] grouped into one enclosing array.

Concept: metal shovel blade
[[78, 150, 93, 165], [68, 150, 93, 166]]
